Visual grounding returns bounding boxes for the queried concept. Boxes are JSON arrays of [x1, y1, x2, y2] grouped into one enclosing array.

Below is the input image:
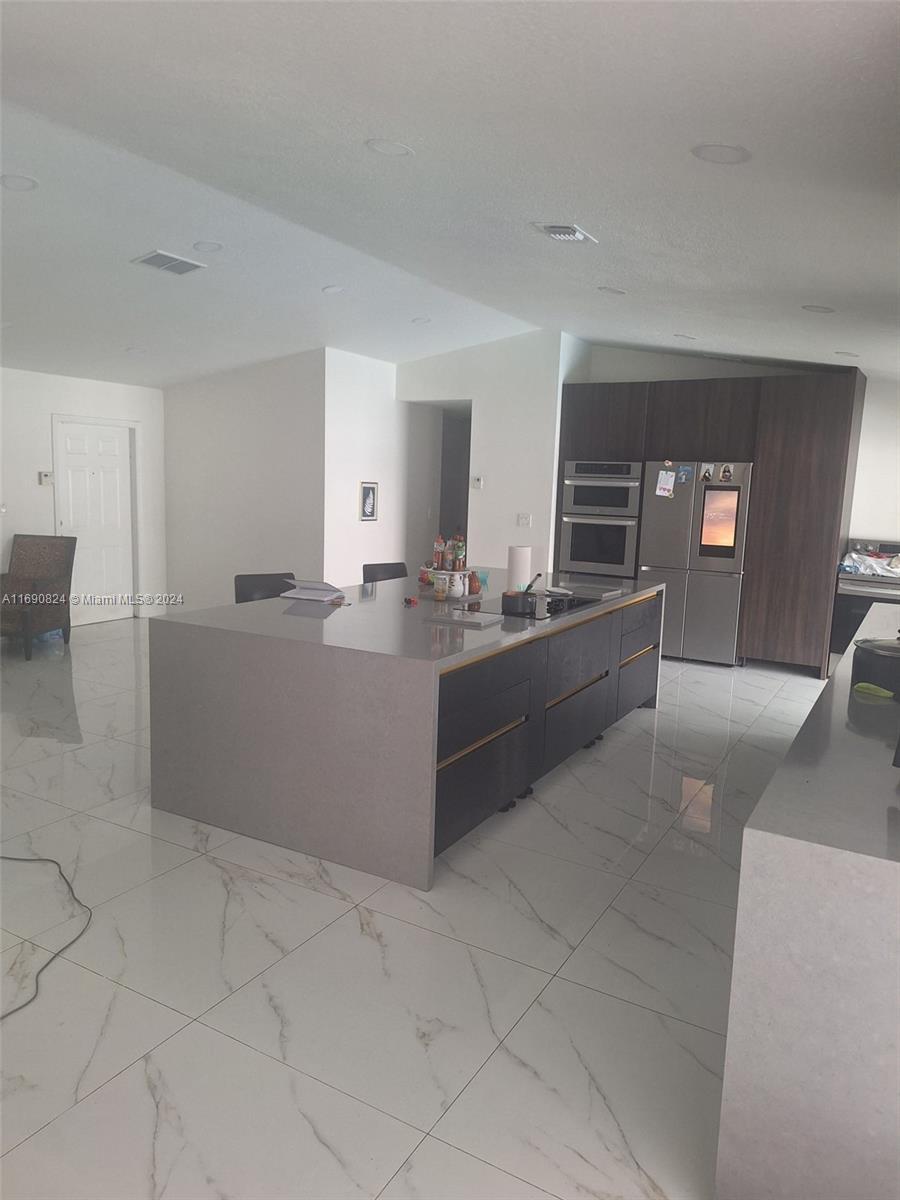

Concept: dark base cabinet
[[433, 591, 663, 856]]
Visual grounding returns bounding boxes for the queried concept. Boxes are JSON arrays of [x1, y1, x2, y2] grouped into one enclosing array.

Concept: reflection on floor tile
[[1, 739, 151, 812], [1, 940, 187, 1153], [1, 712, 103, 770], [1, 786, 73, 841], [560, 880, 736, 1033], [435, 978, 724, 1200], [476, 782, 665, 876], [214, 833, 386, 903], [37, 854, 347, 1016], [368, 836, 624, 972], [0, 1023, 421, 1200], [204, 906, 548, 1128], [88, 788, 236, 852], [71, 688, 150, 739], [1, 929, 22, 951], [1, 813, 194, 937], [381, 1137, 554, 1199], [633, 787, 744, 907]]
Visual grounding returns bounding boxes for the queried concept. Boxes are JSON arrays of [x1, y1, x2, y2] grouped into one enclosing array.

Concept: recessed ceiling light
[[690, 144, 752, 165], [193, 241, 223, 254], [0, 174, 38, 191], [366, 139, 415, 157], [533, 223, 599, 244], [834, 351, 860, 357], [321, 285, 346, 295], [411, 317, 431, 325], [597, 286, 626, 295], [802, 304, 835, 313], [673, 333, 698, 340]]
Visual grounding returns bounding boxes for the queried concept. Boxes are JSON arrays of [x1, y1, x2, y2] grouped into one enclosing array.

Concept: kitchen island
[[717, 602, 900, 1200], [149, 573, 663, 889]]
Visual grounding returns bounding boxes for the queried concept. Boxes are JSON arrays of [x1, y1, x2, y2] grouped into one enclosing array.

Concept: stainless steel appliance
[[638, 460, 752, 664], [559, 461, 642, 577], [562, 461, 643, 518]]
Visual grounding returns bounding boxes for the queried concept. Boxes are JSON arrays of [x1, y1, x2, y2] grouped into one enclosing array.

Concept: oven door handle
[[562, 515, 637, 526], [563, 478, 641, 488]]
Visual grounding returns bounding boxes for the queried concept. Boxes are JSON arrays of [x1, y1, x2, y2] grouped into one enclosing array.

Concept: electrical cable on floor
[[0, 855, 93, 1020]]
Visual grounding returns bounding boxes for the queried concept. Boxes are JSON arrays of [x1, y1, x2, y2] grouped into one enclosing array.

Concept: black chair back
[[234, 573, 294, 604], [362, 561, 408, 584]]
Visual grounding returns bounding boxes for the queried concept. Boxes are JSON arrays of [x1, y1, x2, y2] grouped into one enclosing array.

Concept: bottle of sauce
[[433, 534, 445, 570], [453, 531, 466, 571]]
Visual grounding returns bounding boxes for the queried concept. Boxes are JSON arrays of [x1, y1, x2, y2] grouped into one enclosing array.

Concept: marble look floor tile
[[38, 854, 348, 1016], [0, 711, 103, 769], [1, 738, 151, 811], [704, 739, 782, 824], [1, 929, 22, 950], [670, 664, 785, 706], [204, 906, 548, 1129], [66, 641, 149, 691], [0, 670, 121, 726], [0, 1022, 421, 1200], [1, 940, 187, 1153], [476, 783, 665, 877], [1, 813, 194, 937], [88, 788, 236, 853], [214, 833, 386, 903], [633, 790, 744, 908], [66, 617, 147, 646], [367, 837, 624, 973], [552, 734, 708, 821], [560, 881, 736, 1034], [1, 786, 74, 841], [629, 706, 746, 768], [119, 724, 151, 748], [434, 978, 724, 1200], [381, 1137, 554, 1200], [71, 687, 150, 739], [759, 692, 817, 725], [737, 710, 808, 757], [656, 682, 765, 730]]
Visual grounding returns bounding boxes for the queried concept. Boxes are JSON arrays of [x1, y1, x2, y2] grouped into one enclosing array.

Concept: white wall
[[849, 373, 900, 539], [0, 367, 166, 610], [164, 349, 326, 611], [397, 330, 566, 574], [323, 348, 441, 587], [588, 345, 800, 381]]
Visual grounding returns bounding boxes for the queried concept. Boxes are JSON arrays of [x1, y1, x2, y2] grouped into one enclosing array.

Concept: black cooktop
[[456, 593, 606, 621]]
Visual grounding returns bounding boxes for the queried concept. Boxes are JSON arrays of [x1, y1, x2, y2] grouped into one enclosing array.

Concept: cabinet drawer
[[439, 641, 541, 717], [619, 595, 662, 663], [543, 673, 610, 775], [437, 679, 531, 764], [547, 614, 612, 704], [434, 719, 531, 854], [616, 646, 659, 719]]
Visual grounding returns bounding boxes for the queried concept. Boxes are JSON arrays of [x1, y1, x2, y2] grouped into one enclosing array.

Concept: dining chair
[[1, 534, 77, 660]]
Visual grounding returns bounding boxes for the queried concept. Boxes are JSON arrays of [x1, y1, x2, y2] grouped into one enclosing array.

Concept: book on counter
[[280, 579, 346, 603]]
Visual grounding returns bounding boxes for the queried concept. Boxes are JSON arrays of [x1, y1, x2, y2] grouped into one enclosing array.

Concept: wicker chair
[[1, 535, 77, 660]]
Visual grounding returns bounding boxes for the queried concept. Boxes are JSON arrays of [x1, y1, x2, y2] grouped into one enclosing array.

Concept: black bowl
[[502, 590, 537, 618]]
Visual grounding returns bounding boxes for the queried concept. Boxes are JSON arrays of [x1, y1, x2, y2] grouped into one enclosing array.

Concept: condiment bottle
[[433, 534, 445, 570]]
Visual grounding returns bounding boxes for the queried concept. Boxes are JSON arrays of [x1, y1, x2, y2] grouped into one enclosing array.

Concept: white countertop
[[151, 569, 661, 672], [749, 602, 900, 863]]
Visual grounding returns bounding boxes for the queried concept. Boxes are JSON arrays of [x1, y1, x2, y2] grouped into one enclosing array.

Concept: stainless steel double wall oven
[[559, 461, 643, 577]]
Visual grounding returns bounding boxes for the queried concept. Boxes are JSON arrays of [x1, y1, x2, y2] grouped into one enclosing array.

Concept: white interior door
[[53, 420, 134, 625]]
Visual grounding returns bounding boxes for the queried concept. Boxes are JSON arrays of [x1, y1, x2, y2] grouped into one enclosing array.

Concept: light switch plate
[[38, 471, 54, 486], [517, 512, 533, 527], [471, 475, 485, 490]]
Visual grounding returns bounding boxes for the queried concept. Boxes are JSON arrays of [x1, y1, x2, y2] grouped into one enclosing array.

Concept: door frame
[[51, 413, 141, 620]]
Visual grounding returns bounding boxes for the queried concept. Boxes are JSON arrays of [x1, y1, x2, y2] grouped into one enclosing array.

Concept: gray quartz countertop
[[152, 569, 662, 672], [749, 602, 900, 864]]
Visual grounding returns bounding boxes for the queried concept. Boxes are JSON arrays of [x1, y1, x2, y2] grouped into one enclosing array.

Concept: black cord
[[1, 855, 93, 1020]]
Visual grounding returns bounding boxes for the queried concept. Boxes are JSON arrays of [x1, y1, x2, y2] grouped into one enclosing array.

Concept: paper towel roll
[[507, 545, 533, 591]]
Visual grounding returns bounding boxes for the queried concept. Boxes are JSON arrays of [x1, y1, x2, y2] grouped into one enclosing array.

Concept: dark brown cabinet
[[558, 383, 648, 462], [738, 372, 864, 675], [643, 378, 760, 462]]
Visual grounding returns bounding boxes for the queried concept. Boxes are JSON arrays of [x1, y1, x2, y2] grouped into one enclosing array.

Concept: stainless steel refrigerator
[[638, 461, 752, 665]]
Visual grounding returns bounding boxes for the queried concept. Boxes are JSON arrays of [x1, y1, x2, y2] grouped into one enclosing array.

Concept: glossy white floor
[[0, 618, 824, 1200]]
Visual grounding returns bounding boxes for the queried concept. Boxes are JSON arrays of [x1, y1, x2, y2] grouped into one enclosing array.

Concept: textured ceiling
[[1, 1, 898, 386]]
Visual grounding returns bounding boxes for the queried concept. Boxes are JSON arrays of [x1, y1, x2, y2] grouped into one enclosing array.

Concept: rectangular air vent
[[131, 250, 207, 275], [533, 223, 598, 244]]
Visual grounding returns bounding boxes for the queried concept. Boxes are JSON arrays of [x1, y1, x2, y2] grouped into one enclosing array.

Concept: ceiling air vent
[[131, 250, 207, 275], [533, 223, 598, 244]]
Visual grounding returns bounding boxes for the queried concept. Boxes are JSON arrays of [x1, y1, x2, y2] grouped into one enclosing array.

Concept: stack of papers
[[280, 579, 346, 603]]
